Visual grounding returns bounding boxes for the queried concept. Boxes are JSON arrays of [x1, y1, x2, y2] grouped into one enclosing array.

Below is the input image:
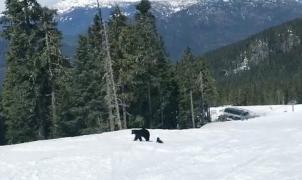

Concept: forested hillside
[[205, 18, 302, 105], [0, 0, 215, 145]]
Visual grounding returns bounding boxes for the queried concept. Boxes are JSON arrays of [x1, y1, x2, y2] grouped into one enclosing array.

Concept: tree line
[[0, 0, 216, 145]]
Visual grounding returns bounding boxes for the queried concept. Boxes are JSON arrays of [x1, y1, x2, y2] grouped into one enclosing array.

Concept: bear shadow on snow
[[131, 128, 150, 141]]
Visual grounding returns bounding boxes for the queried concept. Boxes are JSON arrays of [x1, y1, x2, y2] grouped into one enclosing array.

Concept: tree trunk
[[103, 24, 122, 130], [106, 80, 115, 131], [147, 82, 152, 128], [38, 119, 45, 140], [121, 85, 128, 129], [190, 90, 195, 128], [122, 101, 127, 129], [44, 21, 57, 137], [51, 89, 57, 137], [160, 87, 164, 128], [197, 71, 205, 125], [42, 22, 51, 139], [0, 117, 4, 145], [97, 2, 122, 131], [37, 95, 47, 139]]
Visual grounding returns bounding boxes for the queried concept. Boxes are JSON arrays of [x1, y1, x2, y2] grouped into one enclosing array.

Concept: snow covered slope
[[1, 105, 302, 180]]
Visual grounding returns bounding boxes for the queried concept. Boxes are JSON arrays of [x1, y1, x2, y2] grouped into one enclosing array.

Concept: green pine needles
[[0, 0, 217, 144]]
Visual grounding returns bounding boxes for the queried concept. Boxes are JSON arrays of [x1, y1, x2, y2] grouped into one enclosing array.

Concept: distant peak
[[51, 0, 200, 14]]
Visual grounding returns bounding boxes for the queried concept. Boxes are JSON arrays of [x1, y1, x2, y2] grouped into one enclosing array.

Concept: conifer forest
[[0, 0, 216, 145]]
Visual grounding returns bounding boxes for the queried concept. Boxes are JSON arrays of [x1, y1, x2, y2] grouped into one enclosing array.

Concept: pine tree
[[136, 0, 151, 14], [39, 8, 71, 138], [58, 36, 90, 137], [176, 48, 216, 128], [1, 0, 45, 143], [1, 0, 69, 143], [131, 0, 172, 128], [96, 1, 123, 131], [176, 48, 195, 128], [70, 15, 109, 135], [108, 6, 132, 129], [194, 57, 217, 124]]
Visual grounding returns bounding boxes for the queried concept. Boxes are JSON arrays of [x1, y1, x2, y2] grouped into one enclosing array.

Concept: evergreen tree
[[69, 15, 109, 135], [1, 0, 68, 143], [136, 0, 151, 14], [176, 48, 216, 128], [1, 0, 45, 143], [176, 48, 195, 128], [194, 57, 217, 124], [108, 6, 132, 129], [131, 0, 173, 128], [39, 8, 71, 138]]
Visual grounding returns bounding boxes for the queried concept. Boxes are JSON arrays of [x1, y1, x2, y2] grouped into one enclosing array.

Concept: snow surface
[[1, 105, 302, 180]]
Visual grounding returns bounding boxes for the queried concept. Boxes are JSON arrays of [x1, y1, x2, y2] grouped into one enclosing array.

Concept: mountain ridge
[[204, 17, 302, 105], [51, 0, 199, 14], [52, 0, 302, 14], [55, 0, 302, 59], [2, 0, 302, 86]]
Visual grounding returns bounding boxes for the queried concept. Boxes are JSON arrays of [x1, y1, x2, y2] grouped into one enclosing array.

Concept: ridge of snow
[[52, 0, 199, 14], [50, 0, 302, 16]]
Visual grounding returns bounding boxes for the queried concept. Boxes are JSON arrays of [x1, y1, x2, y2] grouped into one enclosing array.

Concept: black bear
[[156, 137, 163, 144], [132, 128, 150, 141]]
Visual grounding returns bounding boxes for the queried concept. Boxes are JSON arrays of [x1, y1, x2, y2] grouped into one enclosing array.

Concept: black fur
[[156, 137, 163, 144], [132, 128, 150, 141]]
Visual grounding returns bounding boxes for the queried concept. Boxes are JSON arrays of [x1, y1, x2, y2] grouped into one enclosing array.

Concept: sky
[[0, 0, 59, 13]]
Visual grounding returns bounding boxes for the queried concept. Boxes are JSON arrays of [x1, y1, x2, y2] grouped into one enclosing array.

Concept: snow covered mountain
[[2, 0, 302, 73], [51, 0, 302, 15], [1, 104, 302, 179], [52, 0, 199, 14], [54, 0, 302, 59]]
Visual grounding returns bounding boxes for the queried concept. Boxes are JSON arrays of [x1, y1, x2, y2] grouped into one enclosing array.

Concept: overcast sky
[[0, 0, 59, 13]]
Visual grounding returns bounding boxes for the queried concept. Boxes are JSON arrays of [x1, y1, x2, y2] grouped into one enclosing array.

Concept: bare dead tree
[[97, 0, 122, 130]]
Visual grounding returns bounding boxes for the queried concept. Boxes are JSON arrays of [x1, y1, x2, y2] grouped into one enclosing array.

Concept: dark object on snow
[[156, 137, 163, 144], [132, 128, 150, 141], [218, 107, 255, 121]]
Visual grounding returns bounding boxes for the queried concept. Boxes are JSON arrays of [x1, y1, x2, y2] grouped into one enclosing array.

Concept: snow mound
[[1, 105, 302, 180]]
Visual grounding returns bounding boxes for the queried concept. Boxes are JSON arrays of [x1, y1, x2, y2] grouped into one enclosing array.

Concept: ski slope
[[1, 105, 302, 180]]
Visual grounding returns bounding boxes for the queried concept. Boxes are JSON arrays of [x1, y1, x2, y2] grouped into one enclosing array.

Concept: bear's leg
[[145, 136, 149, 141], [138, 136, 142, 141], [134, 135, 139, 141]]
